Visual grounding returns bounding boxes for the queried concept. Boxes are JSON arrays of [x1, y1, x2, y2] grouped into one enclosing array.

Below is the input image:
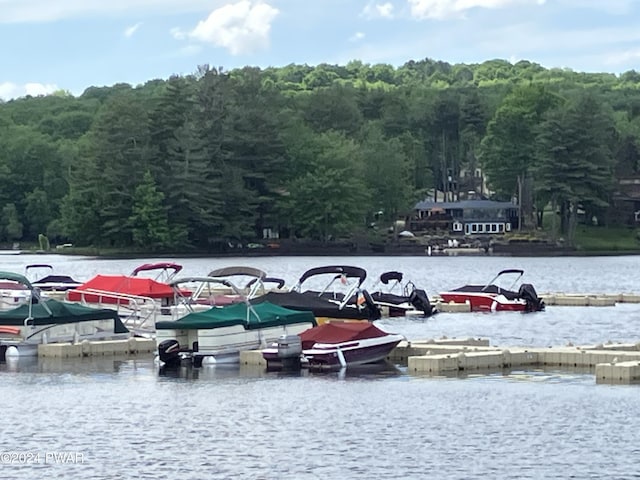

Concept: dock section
[[38, 337, 156, 358], [395, 338, 640, 385]]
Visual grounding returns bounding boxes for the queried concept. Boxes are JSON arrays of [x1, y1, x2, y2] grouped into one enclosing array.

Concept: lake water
[[1, 254, 640, 479]]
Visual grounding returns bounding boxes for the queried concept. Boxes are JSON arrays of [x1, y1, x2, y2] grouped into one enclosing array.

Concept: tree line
[[1, 58, 639, 251]]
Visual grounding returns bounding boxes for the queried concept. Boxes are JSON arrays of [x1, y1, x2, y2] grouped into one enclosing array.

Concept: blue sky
[[1, 0, 640, 100]]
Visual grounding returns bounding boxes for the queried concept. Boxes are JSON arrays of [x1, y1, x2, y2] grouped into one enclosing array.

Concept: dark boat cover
[[33, 275, 82, 290], [155, 301, 316, 330], [252, 291, 376, 320], [370, 292, 409, 305], [0, 299, 127, 331], [299, 321, 389, 349], [451, 284, 520, 299]]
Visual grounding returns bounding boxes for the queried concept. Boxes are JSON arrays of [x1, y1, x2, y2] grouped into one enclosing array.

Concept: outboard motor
[[360, 290, 382, 321], [409, 288, 437, 317], [518, 284, 545, 312], [275, 334, 303, 370], [158, 339, 183, 368]]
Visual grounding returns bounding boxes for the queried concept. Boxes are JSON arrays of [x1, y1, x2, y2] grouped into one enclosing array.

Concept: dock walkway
[[391, 337, 640, 385]]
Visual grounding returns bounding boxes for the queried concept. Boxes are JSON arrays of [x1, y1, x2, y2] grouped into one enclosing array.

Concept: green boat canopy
[[0, 298, 128, 332], [155, 301, 316, 331], [0, 271, 34, 289]]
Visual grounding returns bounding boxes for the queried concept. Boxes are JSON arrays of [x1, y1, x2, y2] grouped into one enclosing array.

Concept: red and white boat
[[262, 321, 405, 371], [439, 269, 545, 312]]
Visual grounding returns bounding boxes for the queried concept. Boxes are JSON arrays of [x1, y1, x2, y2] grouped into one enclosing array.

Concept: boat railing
[[65, 288, 161, 334]]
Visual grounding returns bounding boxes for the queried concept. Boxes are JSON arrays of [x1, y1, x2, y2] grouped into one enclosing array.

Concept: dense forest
[[1, 58, 640, 252]]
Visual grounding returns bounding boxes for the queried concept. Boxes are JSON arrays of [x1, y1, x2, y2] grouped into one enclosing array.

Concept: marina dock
[[392, 337, 640, 385], [38, 337, 156, 358], [240, 336, 640, 385]]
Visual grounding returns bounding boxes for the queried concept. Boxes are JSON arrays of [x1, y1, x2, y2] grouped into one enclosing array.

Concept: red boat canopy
[[67, 274, 180, 303], [299, 321, 388, 350]]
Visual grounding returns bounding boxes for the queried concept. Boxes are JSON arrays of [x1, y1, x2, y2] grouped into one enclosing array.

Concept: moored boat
[[369, 271, 437, 317], [262, 321, 404, 371], [439, 269, 545, 312], [252, 265, 381, 323], [65, 272, 191, 336], [0, 272, 129, 361], [25, 264, 82, 296], [155, 276, 317, 368]]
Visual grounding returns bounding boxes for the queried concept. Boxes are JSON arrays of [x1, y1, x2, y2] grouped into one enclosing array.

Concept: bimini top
[[155, 301, 316, 331], [0, 298, 127, 330], [297, 265, 367, 287], [131, 262, 183, 277], [0, 271, 34, 290], [207, 266, 267, 280], [67, 275, 178, 302]]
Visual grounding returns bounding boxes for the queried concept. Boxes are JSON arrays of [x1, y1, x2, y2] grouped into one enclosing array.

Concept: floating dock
[[394, 338, 640, 385], [240, 336, 640, 385], [38, 337, 156, 358]]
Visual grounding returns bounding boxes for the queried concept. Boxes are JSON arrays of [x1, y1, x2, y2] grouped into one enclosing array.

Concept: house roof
[[415, 200, 518, 210]]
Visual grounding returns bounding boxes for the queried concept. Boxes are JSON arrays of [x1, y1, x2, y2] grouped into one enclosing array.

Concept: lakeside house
[[410, 199, 519, 236]]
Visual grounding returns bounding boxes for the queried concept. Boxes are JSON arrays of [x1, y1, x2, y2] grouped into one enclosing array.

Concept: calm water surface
[[1, 254, 640, 479]]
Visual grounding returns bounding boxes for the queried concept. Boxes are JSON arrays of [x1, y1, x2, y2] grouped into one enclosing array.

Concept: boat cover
[[299, 321, 389, 349], [450, 284, 520, 299], [252, 291, 375, 320], [33, 275, 82, 289], [155, 301, 316, 330], [67, 275, 179, 302], [0, 299, 128, 331]]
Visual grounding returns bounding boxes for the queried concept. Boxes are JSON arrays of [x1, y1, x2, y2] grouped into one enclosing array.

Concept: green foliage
[[281, 165, 370, 241], [129, 171, 172, 251], [2, 58, 640, 251], [534, 93, 616, 243], [1, 203, 23, 241], [574, 225, 638, 251]]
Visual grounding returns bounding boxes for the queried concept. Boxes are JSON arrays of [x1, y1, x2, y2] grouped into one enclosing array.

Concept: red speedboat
[[439, 269, 545, 312]]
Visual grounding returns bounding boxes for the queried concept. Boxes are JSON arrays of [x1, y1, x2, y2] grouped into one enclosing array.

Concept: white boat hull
[[156, 321, 315, 365]]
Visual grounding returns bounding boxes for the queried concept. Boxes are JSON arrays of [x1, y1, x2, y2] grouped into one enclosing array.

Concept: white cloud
[[188, 1, 279, 55], [362, 2, 395, 19], [124, 22, 142, 37], [407, 0, 543, 20], [170, 27, 187, 40], [0, 82, 59, 100], [349, 32, 366, 42], [604, 48, 640, 67]]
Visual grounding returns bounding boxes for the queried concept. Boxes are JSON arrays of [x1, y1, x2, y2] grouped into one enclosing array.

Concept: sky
[[1, 0, 640, 100]]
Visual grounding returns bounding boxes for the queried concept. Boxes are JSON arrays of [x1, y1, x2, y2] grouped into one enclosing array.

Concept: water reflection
[[157, 359, 403, 382]]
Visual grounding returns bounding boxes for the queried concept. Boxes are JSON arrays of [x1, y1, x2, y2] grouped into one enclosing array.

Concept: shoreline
[[5, 246, 640, 258]]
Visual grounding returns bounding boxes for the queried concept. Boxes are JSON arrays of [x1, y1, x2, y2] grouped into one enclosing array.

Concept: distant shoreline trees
[[1, 59, 639, 251]]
